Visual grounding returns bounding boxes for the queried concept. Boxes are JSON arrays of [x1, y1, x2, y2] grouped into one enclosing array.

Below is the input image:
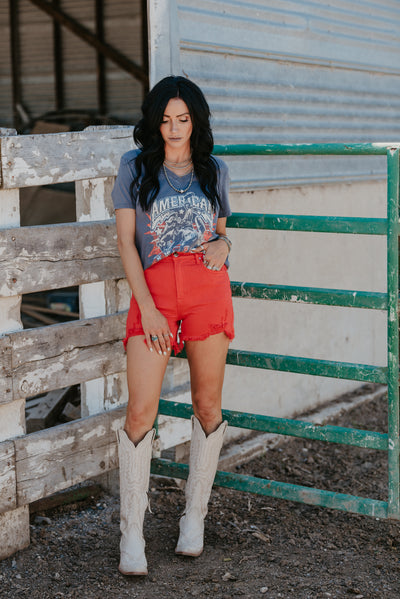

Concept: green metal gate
[[152, 143, 400, 520]]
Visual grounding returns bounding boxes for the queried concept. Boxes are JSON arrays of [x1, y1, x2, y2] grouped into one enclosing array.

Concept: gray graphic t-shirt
[[111, 150, 231, 270]]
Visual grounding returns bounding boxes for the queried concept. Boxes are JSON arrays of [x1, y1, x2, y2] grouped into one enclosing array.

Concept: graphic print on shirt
[[147, 192, 215, 260]]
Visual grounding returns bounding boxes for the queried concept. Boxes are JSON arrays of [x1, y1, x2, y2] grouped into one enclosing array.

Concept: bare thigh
[[125, 335, 170, 443], [185, 332, 230, 435]]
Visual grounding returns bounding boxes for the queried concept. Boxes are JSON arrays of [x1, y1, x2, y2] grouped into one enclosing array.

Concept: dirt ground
[[1, 389, 400, 599]]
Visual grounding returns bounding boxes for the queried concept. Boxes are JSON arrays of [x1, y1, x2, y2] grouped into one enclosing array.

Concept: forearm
[[117, 240, 155, 313]]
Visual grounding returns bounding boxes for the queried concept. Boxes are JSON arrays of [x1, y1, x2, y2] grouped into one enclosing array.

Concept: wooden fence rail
[[0, 220, 123, 296]]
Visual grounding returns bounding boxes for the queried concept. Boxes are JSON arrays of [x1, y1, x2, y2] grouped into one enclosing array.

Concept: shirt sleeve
[[216, 158, 232, 218], [111, 152, 138, 210]]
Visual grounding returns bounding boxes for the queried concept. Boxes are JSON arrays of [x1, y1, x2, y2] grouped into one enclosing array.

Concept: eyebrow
[[163, 112, 190, 118]]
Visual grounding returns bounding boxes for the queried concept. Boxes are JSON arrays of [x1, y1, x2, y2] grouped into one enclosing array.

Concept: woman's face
[[160, 98, 193, 155]]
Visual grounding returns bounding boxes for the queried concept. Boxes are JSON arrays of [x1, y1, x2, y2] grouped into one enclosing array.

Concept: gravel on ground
[[1, 388, 399, 599]]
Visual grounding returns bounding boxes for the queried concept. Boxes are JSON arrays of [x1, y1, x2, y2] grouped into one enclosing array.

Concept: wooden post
[[76, 176, 130, 417], [0, 129, 30, 558], [75, 129, 131, 492]]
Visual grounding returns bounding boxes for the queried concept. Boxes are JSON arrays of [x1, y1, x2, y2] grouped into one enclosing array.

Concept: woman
[[111, 76, 234, 576]]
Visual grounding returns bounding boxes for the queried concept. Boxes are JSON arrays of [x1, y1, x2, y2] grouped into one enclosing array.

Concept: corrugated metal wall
[[151, 0, 400, 188], [0, 0, 144, 128]]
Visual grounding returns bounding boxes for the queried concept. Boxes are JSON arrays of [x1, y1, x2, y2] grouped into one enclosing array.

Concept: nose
[[170, 119, 178, 132]]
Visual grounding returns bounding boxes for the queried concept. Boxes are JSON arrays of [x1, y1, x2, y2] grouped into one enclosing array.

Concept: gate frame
[[153, 142, 400, 521]]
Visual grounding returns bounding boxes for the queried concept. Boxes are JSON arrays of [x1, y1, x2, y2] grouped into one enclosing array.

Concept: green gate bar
[[386, 148, 400, 519], [213, 142, 390, 156], [177, 346, 387, 383], [227, 213, 387, 235], [155, 142, 400, 521], [151, 459, 388, 519], [230, 282, 387, 310], [225, 349, 387, 383], [158, 399, 388, 450]]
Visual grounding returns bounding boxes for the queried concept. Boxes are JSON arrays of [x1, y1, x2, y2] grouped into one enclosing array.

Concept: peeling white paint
[[82, 426, 107, 442], [25, 435, 77, 456]]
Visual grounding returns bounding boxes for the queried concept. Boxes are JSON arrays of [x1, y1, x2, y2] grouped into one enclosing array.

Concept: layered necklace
[[163, 157, 194, 194]]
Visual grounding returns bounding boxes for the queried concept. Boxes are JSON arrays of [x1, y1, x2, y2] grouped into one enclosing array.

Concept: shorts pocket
[[199, 257, 227, 274]]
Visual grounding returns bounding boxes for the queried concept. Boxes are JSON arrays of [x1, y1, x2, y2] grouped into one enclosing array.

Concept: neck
[[164, 149, 192, 164]]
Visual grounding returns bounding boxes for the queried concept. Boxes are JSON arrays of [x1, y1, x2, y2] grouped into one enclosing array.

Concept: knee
[[192, 394, 221, 434], [125, 399, 156, 436]]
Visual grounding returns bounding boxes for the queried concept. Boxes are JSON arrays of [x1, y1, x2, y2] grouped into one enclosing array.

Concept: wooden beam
[[95, 0, 107, 115], [0, 441, 17, 513], [25, 386, 75, 432], [0, 220, 124, 297], [0, 128, 29, 556], [4, 312, 126, 402], [14, 406, 126, 507], [52, 0, 65, 111], [141, 0, 149, 95], [29, 482, 102, 513], [9, 393, 192, 511], [9, 0, 23, 130], [0, 127, 134, 189], [0, 336, 13, 405], [26, 0, 148, 85]]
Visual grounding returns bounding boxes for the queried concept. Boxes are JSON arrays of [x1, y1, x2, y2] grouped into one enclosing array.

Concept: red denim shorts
[[124, 252, 234, 354]]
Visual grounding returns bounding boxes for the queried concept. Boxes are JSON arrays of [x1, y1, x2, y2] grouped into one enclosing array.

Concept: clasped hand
[[190, 238, 229, 271]]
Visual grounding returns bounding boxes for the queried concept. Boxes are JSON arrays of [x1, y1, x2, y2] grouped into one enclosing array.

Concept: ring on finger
[[151, 335, 158, 341]]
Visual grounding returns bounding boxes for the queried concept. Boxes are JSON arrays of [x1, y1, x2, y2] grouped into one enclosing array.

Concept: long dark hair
[[132, 76, 220, 211]]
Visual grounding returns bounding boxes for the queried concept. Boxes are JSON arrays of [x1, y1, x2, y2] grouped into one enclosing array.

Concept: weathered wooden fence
[[0, 125, 193, 559]]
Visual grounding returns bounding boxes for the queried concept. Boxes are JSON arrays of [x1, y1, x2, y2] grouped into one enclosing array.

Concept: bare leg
[[125, 335, 170, 444], [175, 332, 229, 556], [185, 332, 230, 435]]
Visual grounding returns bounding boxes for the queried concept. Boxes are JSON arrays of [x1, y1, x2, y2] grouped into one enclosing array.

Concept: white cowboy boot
[[117, 428, 155, 575], [175, 415, 227, 556]]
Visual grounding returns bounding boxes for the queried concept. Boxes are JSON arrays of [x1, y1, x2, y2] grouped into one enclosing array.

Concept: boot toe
[[175, 545, 203, 557], [119, 554, 148, 576]]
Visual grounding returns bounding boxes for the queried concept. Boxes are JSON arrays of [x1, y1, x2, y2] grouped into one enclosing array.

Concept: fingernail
[[170, 333, 174, 338], [150, 348, 153, 352], [163, 351, 167, 355], [159, 351, 162, 355]]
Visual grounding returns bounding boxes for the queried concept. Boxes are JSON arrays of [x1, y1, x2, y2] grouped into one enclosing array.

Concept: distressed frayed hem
[[123, 329, 142, 352], [181, 325, 235, 346]]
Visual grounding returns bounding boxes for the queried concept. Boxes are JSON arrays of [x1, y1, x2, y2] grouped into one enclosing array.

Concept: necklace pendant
[[180, 189, 184, 193]]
